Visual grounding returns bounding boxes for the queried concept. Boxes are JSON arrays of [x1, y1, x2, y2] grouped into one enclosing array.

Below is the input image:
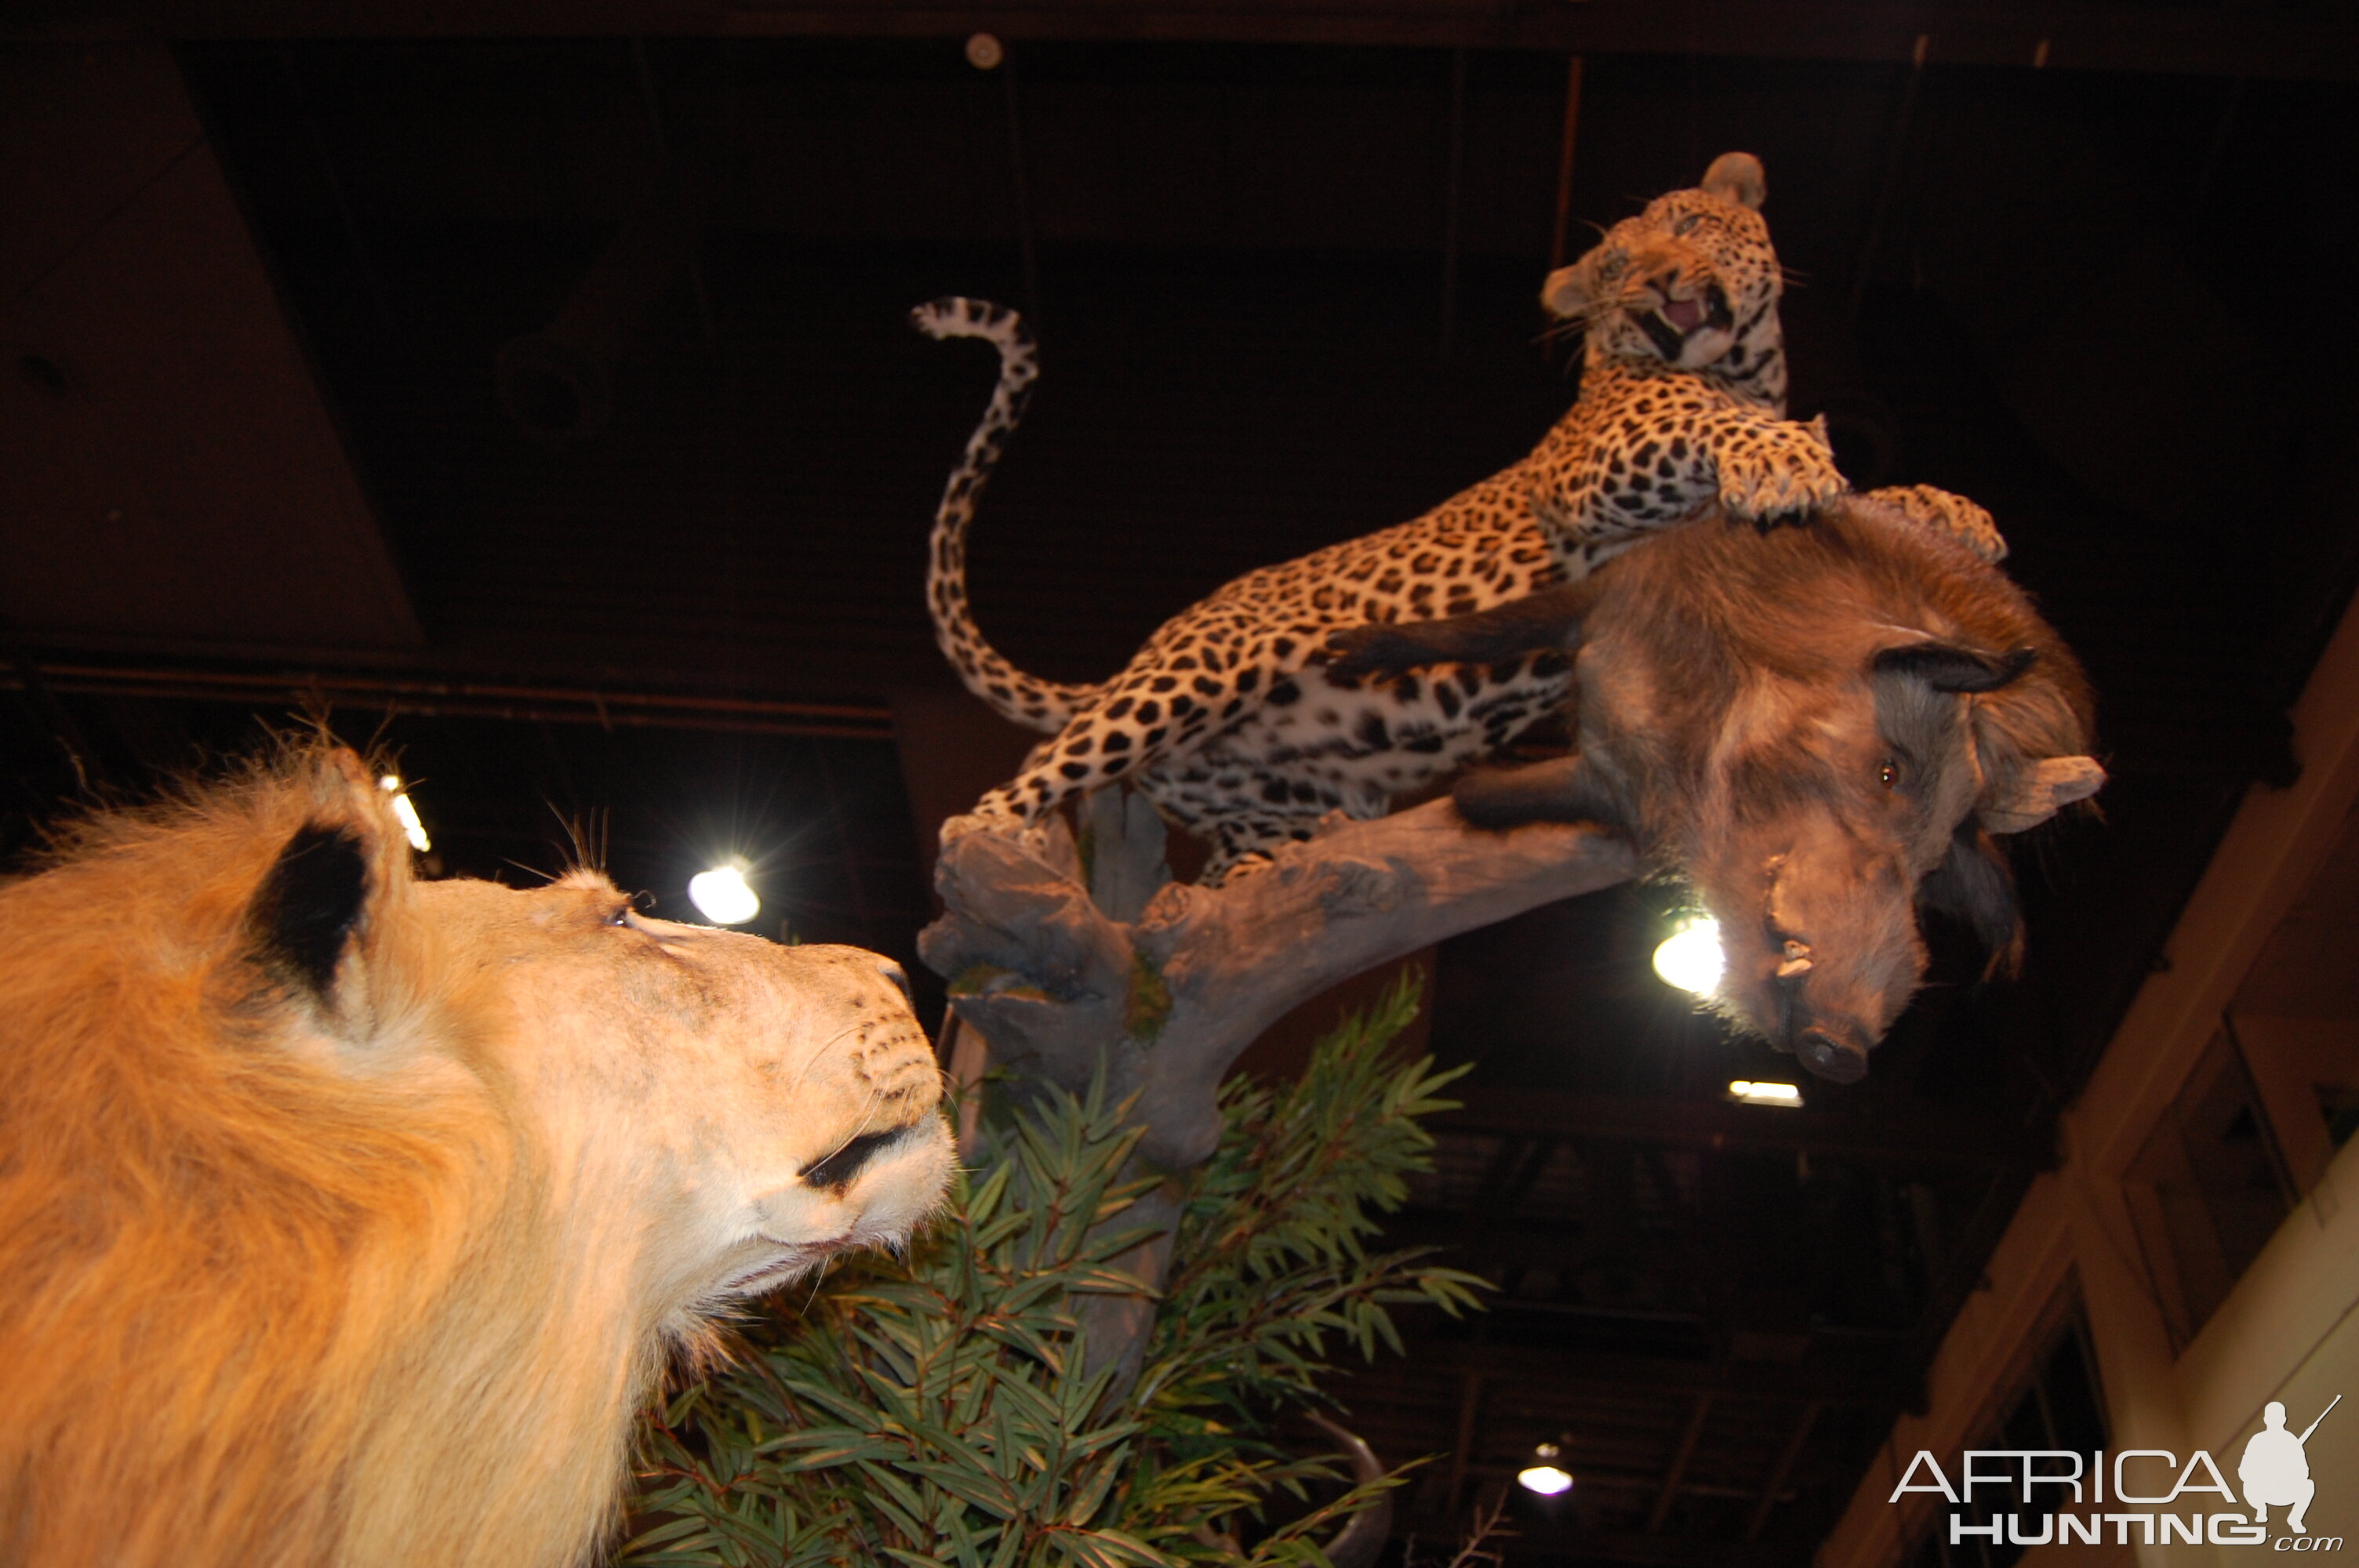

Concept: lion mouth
[[719, 1235, 856, 1297]]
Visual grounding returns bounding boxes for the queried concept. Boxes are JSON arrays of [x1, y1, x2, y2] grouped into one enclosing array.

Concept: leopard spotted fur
[[917, 153, 1999, 883]]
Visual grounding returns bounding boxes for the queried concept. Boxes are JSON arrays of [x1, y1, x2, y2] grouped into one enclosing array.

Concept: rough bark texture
[[920, 788, 1634, 1399], [921, 792, 1635, 1171]]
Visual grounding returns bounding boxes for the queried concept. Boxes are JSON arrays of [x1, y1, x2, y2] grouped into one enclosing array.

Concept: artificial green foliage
[[625, 976, 1485, 1568]]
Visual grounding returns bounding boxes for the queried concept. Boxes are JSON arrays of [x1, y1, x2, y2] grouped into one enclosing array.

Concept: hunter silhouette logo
[[1890, 1393, 2344, 1549], [2243, 1397, 2339, 1536]]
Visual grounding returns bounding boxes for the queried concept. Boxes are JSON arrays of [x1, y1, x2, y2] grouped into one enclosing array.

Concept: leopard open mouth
[[1637, 284, 1734, 358]]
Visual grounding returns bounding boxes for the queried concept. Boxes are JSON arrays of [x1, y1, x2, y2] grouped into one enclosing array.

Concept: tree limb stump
[[921, 792, 1636, 1389], [921, 795, 1637, 1173]]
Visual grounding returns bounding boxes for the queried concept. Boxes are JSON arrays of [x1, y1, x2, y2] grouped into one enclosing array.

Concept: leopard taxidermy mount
[[917, 152, 2000, 884]]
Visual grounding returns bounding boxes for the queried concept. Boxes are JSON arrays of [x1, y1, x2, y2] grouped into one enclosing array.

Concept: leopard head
[[1541, 151, 1787, 410]]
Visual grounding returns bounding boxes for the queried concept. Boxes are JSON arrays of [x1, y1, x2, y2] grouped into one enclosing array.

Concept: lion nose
[[875, 959, 912, 1002]]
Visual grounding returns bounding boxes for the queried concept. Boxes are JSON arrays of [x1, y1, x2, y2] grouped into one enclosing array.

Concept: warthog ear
[[1919, 822, 2025, 980], [1979, 755, 2107, 835], [1701, 151, 1767, 211], [1872, 640, 2037, 693]]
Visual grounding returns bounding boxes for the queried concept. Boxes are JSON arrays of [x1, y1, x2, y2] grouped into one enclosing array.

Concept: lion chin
[[0, 746, 955, 1568]]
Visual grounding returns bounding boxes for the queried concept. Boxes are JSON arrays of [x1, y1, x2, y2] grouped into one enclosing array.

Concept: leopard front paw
[[1863, 483, 2009, 564], [940, 806, 1025, 847], [1716, 418, 1848, 528]]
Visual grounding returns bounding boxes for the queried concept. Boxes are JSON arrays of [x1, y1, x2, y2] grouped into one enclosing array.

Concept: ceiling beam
[[0, 655, 896, 739], [1394, 1512, 1790, 1568], [1413, 1339, 1908, 1409], [1433, 1084, 2052, 1171], [1746, 1400, 1823, 1539], [14, 2, 2359, 81], [1647, 1393, 1712, 1533]]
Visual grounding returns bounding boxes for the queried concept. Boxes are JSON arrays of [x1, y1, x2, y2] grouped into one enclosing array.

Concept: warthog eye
[[1878, 759, 1900, 790]]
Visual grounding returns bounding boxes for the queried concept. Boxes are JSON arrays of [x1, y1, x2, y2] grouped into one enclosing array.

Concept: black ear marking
[[248, 822, 370, 996], [1872, 641, 2036, 694]]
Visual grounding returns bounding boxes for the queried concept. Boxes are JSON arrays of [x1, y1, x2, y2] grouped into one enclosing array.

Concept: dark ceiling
[[5, 13, 2359, 1566]]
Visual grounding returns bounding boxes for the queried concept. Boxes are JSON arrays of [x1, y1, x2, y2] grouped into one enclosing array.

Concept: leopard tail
[[911, 296, 1096, 733]]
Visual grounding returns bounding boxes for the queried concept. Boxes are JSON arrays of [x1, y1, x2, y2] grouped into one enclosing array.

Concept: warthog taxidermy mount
[[1327, 494, 2103, 1083]]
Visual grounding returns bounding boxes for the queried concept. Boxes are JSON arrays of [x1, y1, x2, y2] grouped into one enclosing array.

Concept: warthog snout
[[1321, 493, 2106, 1084], [1794, 1017, 1871, 1084]]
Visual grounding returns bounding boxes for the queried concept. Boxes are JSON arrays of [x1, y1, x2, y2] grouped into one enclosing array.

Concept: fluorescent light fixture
[[688, 863, 761, 927], [377, 775, 431, 853], [1518, 1443, 1574, 1496], [1728, 1080, 1804, 1108], [1652, 914, 1723, 996]]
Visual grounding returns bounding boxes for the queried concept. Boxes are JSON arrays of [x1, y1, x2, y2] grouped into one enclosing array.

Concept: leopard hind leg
[[975, 641, 1267, 836], [958, 692, 1193, 838]]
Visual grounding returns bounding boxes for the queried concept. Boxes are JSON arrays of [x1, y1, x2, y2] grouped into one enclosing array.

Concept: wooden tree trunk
[[918, 789, 1637, 1381]]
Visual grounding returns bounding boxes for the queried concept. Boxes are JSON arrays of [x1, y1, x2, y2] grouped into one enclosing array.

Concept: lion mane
[[0, 749, 952, 1568]]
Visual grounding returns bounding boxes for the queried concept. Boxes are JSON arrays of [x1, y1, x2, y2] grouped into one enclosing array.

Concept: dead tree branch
[[919, 786, 1634, 1399], [920, 793, 1635, 1173]]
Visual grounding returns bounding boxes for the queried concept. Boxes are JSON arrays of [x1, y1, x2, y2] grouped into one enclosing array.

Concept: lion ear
[[1701, 151, 1766, 210], [249, 822, 373, 996], [244, 751, 407, 1013]]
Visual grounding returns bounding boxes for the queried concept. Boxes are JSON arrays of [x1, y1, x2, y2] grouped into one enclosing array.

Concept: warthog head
[[1328, 495, 2103, 1082]]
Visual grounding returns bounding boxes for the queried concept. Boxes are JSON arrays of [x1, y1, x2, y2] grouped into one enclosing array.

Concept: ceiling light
[[1518, 1443, 1574, 1496], [1652, 914, 1723, 996], [378, 775, 431, 853], [1728, 1080, 1804, 1108], [688, 863, 761, 927]]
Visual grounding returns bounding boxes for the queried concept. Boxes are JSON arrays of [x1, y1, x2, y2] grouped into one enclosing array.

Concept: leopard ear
[[1702, 151, 1766, 210], [1540, 261, 1593, 319]]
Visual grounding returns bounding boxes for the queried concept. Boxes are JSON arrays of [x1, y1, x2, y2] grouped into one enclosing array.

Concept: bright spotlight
[[1728, 1080, 1805, 1109], [1652, 914, 1723, 996], [1518, 1443, 1574, 1496], [688, 863, 761, 926], [377, 775, 431, 853]]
